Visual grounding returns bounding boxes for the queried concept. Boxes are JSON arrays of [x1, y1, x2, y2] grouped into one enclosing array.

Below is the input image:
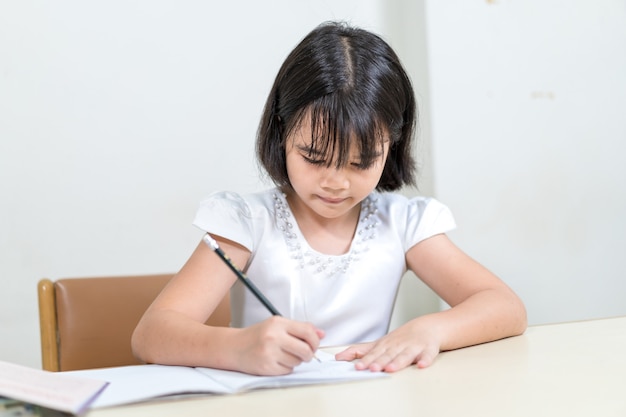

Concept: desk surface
[[87, 316, 626, 417]]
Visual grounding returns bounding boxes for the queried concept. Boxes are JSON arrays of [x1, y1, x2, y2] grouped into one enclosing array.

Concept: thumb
[[334, 343, 372, 362]]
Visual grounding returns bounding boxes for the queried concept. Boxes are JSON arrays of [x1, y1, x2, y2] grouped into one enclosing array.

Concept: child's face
[[284, 118, 389, 220]]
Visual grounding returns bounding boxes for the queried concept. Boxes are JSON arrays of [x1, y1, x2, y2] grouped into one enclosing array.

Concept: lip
[[318, 195, 347, 204]]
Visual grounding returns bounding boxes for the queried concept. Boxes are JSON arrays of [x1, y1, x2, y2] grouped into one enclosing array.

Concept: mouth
[[318, 195, 347, 204]]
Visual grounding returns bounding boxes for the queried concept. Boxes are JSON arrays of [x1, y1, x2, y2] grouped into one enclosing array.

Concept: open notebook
[[65, 351, 386, 408]]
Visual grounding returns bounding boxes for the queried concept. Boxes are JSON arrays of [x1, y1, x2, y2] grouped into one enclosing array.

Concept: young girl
[[132, 21, 527, 376]]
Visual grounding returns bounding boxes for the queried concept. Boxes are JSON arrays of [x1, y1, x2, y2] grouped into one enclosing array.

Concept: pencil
[[202, 233, 321, 362]]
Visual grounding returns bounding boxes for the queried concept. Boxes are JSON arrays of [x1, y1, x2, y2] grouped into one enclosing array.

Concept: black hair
[[256, 21, 417, 191]]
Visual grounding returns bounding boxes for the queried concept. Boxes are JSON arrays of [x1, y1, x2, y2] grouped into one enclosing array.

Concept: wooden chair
[[37, 274, 230, 372]]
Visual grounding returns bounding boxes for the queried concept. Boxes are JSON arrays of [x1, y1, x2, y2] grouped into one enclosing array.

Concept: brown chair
[[37, 274, 230, 372]]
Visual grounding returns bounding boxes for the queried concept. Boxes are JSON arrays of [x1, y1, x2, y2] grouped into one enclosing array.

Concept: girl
[[132, 21, 527, 376]]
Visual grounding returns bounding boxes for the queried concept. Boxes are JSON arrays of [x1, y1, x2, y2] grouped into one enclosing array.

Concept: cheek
[[368, 172, 384, 189], [350, 170, 382, 193], [363, 164, 387, 189], [285, 155, 308, 183]]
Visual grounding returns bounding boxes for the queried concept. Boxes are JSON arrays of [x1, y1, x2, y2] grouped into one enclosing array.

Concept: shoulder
[[373, 192, 435, 217], [197, 190, 249, 214], [372, 192, 456, 250], [193, 188, 279, 250], [197, 189, 277, 216]]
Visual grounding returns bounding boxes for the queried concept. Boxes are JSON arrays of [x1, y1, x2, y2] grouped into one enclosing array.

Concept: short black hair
[[256, 21, 417, 191]]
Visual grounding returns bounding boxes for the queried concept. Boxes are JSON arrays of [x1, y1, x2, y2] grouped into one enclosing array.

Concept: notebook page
[[193, 350, 387, 392], [65, 364, 232, 408]]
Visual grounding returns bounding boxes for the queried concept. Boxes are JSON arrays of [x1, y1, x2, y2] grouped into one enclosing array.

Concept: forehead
[[286, 117, 388, 172], [287, 111, 388, 152]]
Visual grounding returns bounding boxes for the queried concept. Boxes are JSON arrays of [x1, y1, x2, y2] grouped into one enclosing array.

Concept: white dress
[[193, 188, 456, 346]]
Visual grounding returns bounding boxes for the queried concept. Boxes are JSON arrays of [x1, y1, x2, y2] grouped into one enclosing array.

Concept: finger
[[276, 349, 307, 370], [415, 345, 439, 369], [285, 323, 323, 361], [351, 342, 394, 371], [288, 321, 322, 346], [255, 358, 295, 376], [334, 343, 373, 362], [245, 345, 299, 376], [357, 348, 397, 372], [381, 350, 420, 373]]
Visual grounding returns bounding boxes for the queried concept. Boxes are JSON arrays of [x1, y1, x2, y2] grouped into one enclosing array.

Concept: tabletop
[[85, 315, 626, 417]]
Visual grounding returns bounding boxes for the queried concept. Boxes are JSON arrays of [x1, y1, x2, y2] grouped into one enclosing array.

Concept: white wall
[[1, 0, 409, 368], [3, 0, 624, 369], [425, 0, 626, 324]]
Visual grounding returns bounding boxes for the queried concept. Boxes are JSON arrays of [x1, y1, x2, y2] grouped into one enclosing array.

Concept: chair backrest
[[37, 274, 230, 372]]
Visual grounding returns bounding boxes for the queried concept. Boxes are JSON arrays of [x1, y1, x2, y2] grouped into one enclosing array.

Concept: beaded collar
[[273, 192, 379, 276]]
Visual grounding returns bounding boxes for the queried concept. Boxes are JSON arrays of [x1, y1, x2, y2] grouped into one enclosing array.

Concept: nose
[[320, 166, 349, 191]]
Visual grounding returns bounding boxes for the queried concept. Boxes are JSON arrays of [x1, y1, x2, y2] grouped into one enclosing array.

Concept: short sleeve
[[192, 191, 254, 251], [404, 197, 456, 250]]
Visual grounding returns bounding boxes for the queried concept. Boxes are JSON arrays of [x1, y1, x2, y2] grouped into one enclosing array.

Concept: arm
[[131, 235, 323, 376], [336, 233, 527, 372]]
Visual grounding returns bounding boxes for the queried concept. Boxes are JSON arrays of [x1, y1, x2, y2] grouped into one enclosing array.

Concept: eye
[[350, 161, 374, 170], [302, 154, 326, 166]]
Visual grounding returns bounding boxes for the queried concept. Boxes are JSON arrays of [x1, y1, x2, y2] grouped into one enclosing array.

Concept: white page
[[66, 351, 387, 409], [65, 364, 232, 408], [194, 350, 386, 392], [0, 360, 108, 414]]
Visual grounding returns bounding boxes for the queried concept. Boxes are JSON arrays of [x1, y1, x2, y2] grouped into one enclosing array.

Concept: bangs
[[286, 95, 388, 169]]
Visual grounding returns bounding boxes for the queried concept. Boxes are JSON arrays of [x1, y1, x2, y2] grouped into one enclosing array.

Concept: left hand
[[334, 319, 442, 372]]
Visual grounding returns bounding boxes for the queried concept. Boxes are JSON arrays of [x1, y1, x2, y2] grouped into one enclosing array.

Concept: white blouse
[[193, 188, 455, 346]]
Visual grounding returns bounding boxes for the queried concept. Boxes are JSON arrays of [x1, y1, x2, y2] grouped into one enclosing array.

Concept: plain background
[[1, 0, 624, 368]]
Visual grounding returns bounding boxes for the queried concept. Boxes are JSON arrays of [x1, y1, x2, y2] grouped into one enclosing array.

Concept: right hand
[[233, 316, 324, 375]]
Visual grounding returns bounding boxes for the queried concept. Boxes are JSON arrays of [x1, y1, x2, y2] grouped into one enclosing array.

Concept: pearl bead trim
[[273, 192, 379, 276]]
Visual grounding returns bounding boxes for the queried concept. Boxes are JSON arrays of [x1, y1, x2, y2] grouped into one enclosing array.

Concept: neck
[[284, 189, 361, 255]]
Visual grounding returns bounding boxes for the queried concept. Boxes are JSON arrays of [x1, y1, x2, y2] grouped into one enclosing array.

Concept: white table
[[86, 316, 626, 417]]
